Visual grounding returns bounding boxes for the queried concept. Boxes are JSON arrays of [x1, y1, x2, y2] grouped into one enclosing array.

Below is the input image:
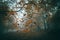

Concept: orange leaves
[[25, 19, 32, 26], [22, 28, 30, 32], [8, 11, 16, 15]]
